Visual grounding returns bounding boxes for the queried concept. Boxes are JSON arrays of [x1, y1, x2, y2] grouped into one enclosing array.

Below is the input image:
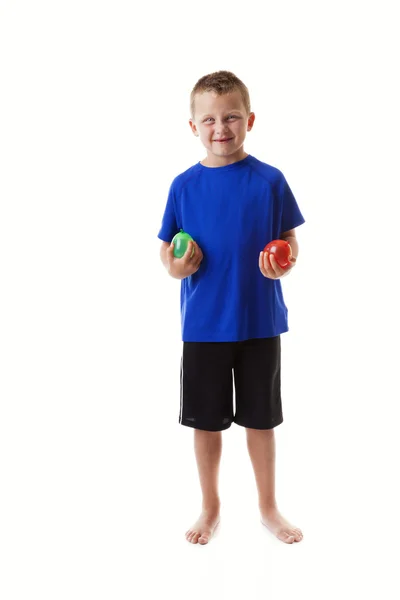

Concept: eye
[[227, 115, 238, 120], [204, 117, 214, 122]]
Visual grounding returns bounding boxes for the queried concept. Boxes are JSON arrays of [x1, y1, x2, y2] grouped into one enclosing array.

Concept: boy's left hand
[[259, 251, 296, 280]]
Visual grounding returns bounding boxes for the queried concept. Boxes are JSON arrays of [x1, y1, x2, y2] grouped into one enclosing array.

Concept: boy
[[158, 71, 305, 545]]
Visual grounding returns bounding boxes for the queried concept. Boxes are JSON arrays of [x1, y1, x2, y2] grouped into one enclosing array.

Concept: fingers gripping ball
[[263, 239, 292, 269], [172, 229, 195, 258]]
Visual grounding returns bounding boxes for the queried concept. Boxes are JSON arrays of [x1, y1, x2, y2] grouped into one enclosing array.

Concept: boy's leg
[[180, 341, 235, 544], [246, 427, 303, 543], [185, 429, 222, 545], [233, 337, 303, 544]]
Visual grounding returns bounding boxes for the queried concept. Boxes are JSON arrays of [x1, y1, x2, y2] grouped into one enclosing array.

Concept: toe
[[191, 532, 200, 544], [278, 531, 295, 543], [293, 528, 303, 541], [286, 535, 295, 544]]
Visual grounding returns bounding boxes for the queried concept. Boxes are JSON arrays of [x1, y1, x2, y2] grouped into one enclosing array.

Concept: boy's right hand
[[167, 241, 203, 279]]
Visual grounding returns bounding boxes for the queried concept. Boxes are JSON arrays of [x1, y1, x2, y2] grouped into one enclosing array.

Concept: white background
[[1, 1, 399, 598]]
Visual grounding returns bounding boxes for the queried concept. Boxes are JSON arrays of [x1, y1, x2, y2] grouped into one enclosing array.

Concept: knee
[[246, 427, 274, 437]]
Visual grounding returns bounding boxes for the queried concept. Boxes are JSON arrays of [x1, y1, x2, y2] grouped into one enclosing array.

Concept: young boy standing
[[158, 71, 305, 545]]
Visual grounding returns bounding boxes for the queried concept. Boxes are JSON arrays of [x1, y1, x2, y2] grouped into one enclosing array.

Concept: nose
[[214, 119, 229, 134]]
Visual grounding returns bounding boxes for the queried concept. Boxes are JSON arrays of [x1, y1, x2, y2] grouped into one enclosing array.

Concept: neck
[[202, 149, 248, 168]]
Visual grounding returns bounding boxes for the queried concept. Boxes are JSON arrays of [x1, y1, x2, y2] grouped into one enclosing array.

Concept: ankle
[[259, 501, 277, 514], [202, 498, 221, 513]]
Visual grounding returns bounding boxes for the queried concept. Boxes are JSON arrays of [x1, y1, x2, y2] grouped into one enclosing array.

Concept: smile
[[213, 138, 233, 143]]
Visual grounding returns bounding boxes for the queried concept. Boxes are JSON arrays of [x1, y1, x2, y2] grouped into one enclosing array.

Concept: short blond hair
[[190, 70, 251, 119]]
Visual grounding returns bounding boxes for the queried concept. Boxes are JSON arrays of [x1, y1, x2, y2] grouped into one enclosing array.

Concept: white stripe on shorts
[[179, 354, 183, 423]]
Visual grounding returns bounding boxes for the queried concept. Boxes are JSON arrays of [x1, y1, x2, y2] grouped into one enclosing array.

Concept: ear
[[247, 112, 256, 132], [189, 119, 199, 137]]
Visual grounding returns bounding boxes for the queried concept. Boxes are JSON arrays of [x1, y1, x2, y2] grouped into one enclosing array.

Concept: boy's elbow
[[160, 241, 170, 255], [160, 241, 170, 267]]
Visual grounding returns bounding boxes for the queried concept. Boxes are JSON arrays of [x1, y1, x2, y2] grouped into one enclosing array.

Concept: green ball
[[172, 229, 195, 258]]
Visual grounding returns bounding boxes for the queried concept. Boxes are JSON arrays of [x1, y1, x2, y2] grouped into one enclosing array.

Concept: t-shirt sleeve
[[279, 174, 305, 233], [157, 182, 179, 242]]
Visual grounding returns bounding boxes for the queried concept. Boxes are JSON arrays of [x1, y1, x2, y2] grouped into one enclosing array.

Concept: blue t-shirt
[[158, 154, 305, 342]]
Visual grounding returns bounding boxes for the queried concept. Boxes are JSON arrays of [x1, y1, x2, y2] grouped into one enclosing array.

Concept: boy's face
[[189, 90, 255, 166]]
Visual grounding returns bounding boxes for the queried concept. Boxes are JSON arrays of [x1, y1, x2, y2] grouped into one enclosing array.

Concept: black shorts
[[179, 336, 283, 432]]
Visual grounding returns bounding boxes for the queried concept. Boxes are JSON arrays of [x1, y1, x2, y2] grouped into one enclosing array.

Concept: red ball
[[263, 239, 292, 268]]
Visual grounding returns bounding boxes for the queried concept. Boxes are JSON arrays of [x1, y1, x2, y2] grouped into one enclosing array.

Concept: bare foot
[[261, 506, 303, 544], [185, 508, 220, 545]]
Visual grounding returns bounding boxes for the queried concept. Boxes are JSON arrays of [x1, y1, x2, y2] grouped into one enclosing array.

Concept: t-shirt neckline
[[197, 154, 252, 172]]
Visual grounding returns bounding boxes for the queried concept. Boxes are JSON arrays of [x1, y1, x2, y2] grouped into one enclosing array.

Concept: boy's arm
[[160, 241, 170, 270], [280, 228, 298, 264]]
